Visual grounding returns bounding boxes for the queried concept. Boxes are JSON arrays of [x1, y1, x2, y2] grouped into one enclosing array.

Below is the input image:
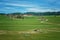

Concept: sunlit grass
[[0, 15, 60, 40]]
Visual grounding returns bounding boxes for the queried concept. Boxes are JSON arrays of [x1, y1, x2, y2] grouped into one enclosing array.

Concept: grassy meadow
[[0, 15, 60, 40]]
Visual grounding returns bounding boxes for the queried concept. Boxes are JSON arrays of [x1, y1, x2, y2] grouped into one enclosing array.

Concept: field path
[[46, 22, 60, 25], [0, 28, 60, 34]]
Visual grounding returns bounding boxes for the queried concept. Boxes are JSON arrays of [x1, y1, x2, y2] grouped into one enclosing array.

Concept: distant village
[[0, 11, 60, 19]]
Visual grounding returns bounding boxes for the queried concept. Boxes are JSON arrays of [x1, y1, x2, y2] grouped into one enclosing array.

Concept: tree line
[[0, 11, 60, 16]]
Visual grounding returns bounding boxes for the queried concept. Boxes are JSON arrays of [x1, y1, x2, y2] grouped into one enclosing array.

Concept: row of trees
[[0, 11, 60, 16], [24, 11, 60, 16]]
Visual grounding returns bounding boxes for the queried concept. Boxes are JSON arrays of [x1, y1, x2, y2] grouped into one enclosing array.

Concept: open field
[[0, 15, 60, 40]]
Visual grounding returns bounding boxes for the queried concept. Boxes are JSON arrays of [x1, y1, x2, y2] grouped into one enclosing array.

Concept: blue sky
[[0, 0, 60, 13]]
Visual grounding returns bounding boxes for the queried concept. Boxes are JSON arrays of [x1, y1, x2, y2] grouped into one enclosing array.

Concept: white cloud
[[5, 3, 35, 7], [4, 4, 59, 12], [3, 2, 60, 12], [26, 7, 59, 12], [26, 8, 41, 12]]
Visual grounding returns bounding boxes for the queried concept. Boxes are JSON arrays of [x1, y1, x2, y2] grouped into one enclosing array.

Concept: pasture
[[0, 15, 60, 40]]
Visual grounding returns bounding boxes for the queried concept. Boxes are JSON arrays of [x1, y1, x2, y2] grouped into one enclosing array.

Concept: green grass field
[[0, 15, 60, 40]]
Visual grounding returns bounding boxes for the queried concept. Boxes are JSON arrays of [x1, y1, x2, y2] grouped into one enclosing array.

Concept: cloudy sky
[[0, 0, 60, 13]]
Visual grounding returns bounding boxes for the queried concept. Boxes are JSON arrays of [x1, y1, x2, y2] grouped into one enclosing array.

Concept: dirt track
[[0, 28, 60, 34]]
